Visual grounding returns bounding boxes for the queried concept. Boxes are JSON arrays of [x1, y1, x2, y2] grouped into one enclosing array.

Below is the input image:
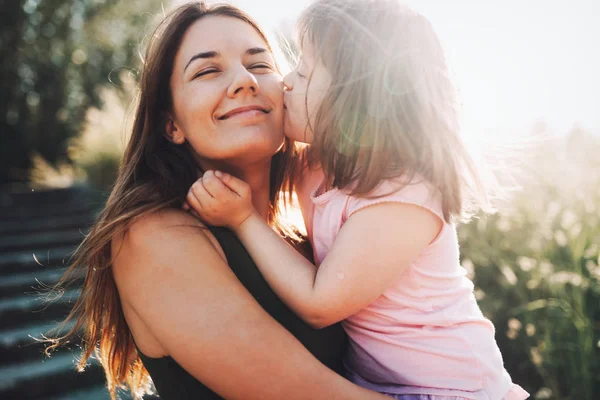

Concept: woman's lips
[[218, 105, 269, 120], [223, 109, 266, 119]]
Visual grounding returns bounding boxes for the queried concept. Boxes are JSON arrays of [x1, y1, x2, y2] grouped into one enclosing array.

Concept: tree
[[0, 0, 167, 186]]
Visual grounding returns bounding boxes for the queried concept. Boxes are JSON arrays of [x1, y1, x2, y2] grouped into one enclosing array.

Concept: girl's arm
[[187, 171, 442, 329], [112, 209, 389, 400]]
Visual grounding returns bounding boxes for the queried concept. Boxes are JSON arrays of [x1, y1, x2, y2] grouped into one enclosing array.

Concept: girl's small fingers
[[186, 192, 200, 211], [199, 171, 215, 198], [187, 183, 206, 209], [202, 170, 232, 198], [189, 208, 201, 220], [184, 194, 203, 221], [214, 171, 250, 198]]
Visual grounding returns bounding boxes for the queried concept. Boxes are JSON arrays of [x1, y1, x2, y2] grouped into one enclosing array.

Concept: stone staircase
[[0, 186, 144, 399]]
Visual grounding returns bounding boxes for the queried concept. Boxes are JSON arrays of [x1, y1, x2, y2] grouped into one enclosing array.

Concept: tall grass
[[459, 129, 600, 399], [67, 72, 135, 191]]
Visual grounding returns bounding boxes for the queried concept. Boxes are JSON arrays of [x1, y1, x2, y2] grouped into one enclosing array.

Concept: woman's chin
[[233, 133, 284, 162]]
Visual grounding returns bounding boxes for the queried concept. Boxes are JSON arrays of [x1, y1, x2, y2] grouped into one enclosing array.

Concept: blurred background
[[0, 0, 598, 399]]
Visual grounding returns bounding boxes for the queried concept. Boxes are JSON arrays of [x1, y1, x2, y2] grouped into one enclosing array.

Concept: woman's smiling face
[[168, 15, 284, 169]]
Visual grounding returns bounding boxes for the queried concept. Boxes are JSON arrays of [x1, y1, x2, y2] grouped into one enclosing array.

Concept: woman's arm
[[112, 209, 388, 400], [187, 172, 442, 329]]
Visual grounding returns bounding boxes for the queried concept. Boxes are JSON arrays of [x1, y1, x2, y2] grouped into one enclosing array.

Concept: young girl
[[186, 0, 528, 399]]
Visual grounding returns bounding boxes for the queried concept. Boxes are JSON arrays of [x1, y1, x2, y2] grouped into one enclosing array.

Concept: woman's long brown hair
[[44, 2, 298, 399]]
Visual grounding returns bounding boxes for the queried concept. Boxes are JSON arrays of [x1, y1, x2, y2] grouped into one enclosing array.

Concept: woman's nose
[[227, 67, 259, 98], [283, 71, 294, 91]]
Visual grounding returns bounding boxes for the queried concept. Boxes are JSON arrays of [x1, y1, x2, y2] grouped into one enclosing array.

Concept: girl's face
[[282, 41, 331, 144], [168, 16, 284, 170]]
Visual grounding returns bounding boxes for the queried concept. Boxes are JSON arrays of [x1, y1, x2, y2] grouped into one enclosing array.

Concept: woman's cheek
[[261, 74, 284, 100]]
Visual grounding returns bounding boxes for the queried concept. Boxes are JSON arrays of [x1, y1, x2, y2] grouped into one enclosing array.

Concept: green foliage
[[459, 130, 600, 399], [0, 0, 166, 186], [66, 71, 136, 192]]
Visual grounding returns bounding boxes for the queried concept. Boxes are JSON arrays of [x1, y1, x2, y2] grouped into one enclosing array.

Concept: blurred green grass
[[459, 129, 600, 399]]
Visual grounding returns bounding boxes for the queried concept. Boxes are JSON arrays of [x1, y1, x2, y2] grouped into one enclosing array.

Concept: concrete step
[[0, 320, 76, 365], [46, 385, 160, 400], [0, 268, 65, 298], [0, 211, 95, 236], [0, 289, 79, 331], [0, 187, 88, 206], [0, 186, 103, 213], [0, 228, 88, 253], [0, 348, 158, 400], [0, 199, 100, 221], [46, 385, 112, 400], [0, 245, 76, 274], [0, 324, 159, 400], [0, 268, 83, 300], [0, 185, 112, 399], [0, 351, 105, 399]]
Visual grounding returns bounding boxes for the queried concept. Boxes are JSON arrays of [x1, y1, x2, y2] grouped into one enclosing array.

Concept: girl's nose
[[283, 71, 294, 91]]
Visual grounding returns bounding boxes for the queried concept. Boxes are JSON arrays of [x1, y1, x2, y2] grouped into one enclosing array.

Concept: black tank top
[[138, 226, 348, 399]]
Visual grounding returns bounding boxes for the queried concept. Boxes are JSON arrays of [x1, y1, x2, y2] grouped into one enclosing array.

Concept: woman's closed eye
[[192, 64, 272, 80], [248, 63, 273, 72], [192, 68, 220, 79]]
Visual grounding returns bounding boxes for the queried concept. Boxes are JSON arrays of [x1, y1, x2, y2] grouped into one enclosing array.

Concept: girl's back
[[298, 169, 526, 399]]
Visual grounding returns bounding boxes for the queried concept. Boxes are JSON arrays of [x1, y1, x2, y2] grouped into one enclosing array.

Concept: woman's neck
[[197, 159, 272, 223], [234, 162, 271, 222]]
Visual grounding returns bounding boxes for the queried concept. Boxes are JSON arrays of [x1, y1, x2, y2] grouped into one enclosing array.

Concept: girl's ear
[[165, 113, 186, 144]]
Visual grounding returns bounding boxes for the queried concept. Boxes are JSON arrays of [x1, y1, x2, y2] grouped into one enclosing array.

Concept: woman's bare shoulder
[[127, 208, 205, 238], [112, 208, 225, 275]]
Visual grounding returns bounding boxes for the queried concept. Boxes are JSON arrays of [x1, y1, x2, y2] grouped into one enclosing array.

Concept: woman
[[46, 2, 389, 400]]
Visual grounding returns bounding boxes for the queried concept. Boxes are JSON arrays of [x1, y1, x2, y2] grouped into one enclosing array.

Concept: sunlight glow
[[173, 0, 600, 138]]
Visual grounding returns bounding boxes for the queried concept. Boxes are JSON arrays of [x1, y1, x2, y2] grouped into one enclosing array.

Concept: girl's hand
[[186, 170, 254, 230]]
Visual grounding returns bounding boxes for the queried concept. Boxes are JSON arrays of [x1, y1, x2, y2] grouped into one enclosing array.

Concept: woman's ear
[[165, 113, 186, 144]]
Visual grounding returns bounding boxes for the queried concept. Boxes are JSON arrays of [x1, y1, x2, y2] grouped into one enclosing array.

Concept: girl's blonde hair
[[299, 0, 489, 222]]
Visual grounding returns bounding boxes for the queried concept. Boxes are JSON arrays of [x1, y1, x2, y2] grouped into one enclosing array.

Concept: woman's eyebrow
[[183, 47, 269, 72], [246, 47, 268, 56], [184, 51, 220, 72]]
